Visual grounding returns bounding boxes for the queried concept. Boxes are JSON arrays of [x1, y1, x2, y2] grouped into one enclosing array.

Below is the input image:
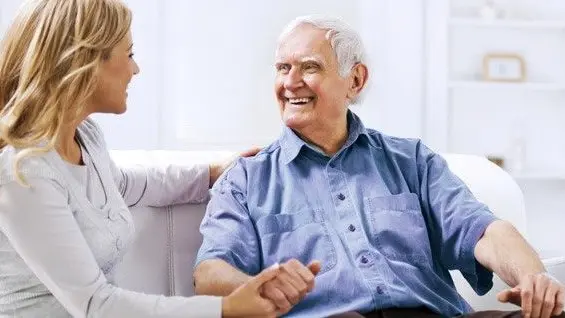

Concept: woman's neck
[[56, 118, 84, 165]]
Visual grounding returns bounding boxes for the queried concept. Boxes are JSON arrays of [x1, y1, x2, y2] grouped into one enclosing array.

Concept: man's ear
[[347, 63, 369, 101]]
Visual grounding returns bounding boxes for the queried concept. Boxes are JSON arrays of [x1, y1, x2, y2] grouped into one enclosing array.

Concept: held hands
[[209, 147, 262, 187], [222, 264, 281, 318], [260, 259, 322, 316], [497, 272, 564, 318]]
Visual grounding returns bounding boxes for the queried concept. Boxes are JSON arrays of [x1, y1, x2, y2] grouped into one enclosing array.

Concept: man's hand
[[260, 259, 322, 316], [497, 272, 564, 318], [222, 264, 281, 318]]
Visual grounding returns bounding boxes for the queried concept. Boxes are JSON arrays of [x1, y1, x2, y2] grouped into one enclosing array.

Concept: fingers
[[521, 275, 535, 318], [553, 288, 564, 316], [285, 259, 316, 292], [249, 263, 280, 290], [540, 283, 559, 318], [497, 287, 520, 304], [307, 260, 322, 276], [279, 267, 309, 302], [262, 281, 292, 313], [531, 274, 550, 318], [239, 147, 262, 157]]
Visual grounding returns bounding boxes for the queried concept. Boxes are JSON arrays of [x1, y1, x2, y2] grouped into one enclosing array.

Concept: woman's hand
[[209, 147, 261, 187], [222, 264, 280, 318]]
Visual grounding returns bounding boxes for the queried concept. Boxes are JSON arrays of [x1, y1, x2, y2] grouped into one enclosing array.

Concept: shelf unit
[[425, 0, 565, 254], [448, 17, 565, 29], [448, 80, 565, 91], [426, 0, 565, 181]]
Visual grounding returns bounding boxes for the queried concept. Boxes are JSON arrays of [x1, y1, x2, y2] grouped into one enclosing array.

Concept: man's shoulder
[[213, 140, 284, 189], [238, 140, 284, 167], [364, 128, 423, 154]]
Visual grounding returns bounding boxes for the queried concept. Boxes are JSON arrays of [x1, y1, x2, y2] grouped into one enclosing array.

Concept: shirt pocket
[[366, 192, 433, 265], [255, 210, 337, 275]]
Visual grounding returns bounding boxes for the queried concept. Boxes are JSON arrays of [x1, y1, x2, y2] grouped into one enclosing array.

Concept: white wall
[[0, 0, 427, 151]]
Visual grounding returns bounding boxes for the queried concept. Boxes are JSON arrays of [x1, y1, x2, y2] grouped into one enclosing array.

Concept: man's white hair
[[277, 14, 366, 78], [277, 15, 367, 104]]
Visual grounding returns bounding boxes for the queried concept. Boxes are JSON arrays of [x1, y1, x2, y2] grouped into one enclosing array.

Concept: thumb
[[497, 289, 512, 303], [307, 260, 322, 276], [248, 263, 280, 290], [497, 287, 521, 304]]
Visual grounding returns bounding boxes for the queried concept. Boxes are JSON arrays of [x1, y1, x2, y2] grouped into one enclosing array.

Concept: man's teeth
[[288, 97, 312, 104]]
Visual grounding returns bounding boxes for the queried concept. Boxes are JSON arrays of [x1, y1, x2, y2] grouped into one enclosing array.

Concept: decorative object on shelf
[[487, 155, 505, 168], [478, 0, 505, 20], [482, 53, 526, 82]]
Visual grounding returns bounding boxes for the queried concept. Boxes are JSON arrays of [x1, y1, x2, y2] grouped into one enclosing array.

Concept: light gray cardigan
[[0, 118, 221, 317]]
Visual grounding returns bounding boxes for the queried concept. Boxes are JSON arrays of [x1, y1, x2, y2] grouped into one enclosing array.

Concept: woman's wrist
[[221, 296, 232, 318]]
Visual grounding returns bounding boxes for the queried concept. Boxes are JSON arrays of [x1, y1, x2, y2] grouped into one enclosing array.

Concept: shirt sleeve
[[416, 142, 498, 295], [195, 160, 261, 276], [0, 178, 221, 318], [109, 158, 210, 207]]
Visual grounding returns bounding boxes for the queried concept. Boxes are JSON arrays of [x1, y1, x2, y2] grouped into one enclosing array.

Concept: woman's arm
[[0, 177, 221, 317], [109, 158, 211, 207]]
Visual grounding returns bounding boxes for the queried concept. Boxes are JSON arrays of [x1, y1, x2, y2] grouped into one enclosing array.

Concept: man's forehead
[[275, 52, 326, 64]]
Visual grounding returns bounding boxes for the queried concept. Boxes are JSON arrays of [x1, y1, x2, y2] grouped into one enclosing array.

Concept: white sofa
[[110, 150, 565, 312]]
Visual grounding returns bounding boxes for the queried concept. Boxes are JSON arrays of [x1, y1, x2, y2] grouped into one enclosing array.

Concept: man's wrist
[[542, 271, 562, 284]]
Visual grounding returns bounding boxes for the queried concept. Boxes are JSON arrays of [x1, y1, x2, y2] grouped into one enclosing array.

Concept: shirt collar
[[279, 110, 374, 165]]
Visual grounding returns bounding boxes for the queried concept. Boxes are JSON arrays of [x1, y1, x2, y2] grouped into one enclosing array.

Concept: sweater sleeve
[[109, 159, 210, 207], [79, 117, 210, 207], [0, 177, 222, 318]]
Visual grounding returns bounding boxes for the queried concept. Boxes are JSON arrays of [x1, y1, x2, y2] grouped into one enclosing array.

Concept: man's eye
[[276, 64, 290, 73], [304, 64, 319, 71]]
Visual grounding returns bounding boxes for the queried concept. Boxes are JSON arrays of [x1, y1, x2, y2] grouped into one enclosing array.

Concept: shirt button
[[116, 238, 123, 250], [360, 256, 369, 264], [377, 286, 384, 294], [337, 193, 346, 201], [348, 224, 356, 232]]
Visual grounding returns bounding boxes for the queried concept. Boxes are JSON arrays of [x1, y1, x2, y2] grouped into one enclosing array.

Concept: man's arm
[[474, 220, 544, 287], [475, 219, 564, 317], [194, 259, 252, 296]]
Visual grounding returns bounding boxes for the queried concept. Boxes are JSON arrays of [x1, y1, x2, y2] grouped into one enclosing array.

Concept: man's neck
[[296, 118, 349, 157]]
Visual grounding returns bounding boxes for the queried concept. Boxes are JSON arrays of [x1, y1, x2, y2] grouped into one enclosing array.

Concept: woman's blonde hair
[[0, 0, 131, 183]]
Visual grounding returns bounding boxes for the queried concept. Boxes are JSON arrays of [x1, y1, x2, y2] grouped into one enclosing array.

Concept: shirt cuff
[[462, 211, 499, 295]]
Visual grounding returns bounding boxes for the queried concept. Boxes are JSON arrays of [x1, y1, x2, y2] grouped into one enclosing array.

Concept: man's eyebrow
[[299, 56, 323, 64], [127, 43, 134, 51]]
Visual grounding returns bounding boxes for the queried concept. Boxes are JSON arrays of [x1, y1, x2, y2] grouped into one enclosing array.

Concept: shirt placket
[[326, 157, 392, 308]]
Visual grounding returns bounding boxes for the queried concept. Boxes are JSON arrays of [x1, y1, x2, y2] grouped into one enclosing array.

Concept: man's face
[[274, 24, 351, 132]]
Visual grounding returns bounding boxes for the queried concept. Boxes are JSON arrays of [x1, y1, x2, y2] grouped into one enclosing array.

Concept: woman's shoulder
[[0, 146, 61, 186], [77, 117, 108, 153]]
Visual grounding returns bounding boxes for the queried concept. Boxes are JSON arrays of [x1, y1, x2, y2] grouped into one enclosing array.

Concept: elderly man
[[194, 15, 564, 318]]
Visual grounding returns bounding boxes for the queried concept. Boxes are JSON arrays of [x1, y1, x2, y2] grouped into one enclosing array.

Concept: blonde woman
[[0, 0, 282, 317]]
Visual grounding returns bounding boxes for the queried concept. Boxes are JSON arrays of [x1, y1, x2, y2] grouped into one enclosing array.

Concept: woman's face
[[88, 31, 140, 114]]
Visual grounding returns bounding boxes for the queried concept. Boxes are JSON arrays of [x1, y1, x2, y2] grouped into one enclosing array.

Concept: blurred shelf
[[449, 18, 565, 29], [448, 81, 565, 91], [511, 172, 565, 180]]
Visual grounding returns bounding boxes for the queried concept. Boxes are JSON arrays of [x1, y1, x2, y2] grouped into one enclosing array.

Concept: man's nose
[[283, 69, 304, 90]]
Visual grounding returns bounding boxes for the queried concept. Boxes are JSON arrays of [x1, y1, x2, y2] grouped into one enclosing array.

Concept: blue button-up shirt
[[196, 111, 498, 317]]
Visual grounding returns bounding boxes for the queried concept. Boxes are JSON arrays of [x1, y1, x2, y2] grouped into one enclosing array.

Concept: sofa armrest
[[452, 256, 565, 311]]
